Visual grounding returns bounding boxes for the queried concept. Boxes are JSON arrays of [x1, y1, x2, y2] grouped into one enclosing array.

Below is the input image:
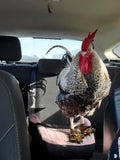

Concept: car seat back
[[0, 70, 31, 160]]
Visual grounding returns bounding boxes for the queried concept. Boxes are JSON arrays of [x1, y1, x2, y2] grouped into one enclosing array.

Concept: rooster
[[46, 30, 111, 143]]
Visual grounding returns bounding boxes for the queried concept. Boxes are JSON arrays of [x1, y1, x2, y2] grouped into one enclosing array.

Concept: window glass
[[19, 38, 82, 62], [113, 44, 120, 58]]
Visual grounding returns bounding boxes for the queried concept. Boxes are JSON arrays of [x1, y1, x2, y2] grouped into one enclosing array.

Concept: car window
[[113, 44, 120, 58], [19, 38, 82, 62]]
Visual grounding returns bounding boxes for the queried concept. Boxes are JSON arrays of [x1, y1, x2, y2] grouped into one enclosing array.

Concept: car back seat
[[0, 36, 38, 115], [0, 63, 37, 113]]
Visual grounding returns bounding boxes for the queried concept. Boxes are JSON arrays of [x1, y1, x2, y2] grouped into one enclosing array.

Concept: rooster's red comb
[[81, 29, 98, 52]]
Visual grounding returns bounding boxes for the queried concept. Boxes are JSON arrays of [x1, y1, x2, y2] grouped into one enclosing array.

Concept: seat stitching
[[0, 123, 15, 144]]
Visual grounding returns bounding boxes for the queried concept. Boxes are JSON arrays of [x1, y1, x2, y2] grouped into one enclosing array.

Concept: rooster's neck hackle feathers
[[81, 29, 98, 52]]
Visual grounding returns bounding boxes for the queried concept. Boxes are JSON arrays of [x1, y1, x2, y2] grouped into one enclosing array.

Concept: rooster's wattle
[[46, 30, 111, 143]]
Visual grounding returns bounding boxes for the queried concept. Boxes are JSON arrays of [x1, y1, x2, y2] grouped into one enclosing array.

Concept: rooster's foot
[[69, 129, 84, 143], [79, 124, 95, 136], [84, 127, 95, 136]]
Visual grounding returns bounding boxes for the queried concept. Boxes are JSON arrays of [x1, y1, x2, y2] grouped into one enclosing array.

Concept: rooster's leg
[[79, 116, 85, 131], [79, 116, 95, 136], [69, 117, 84, 143], [70, 117, 80, 129]]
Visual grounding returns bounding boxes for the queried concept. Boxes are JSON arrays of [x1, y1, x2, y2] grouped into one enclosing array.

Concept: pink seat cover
[[30, 114, 95, 146]]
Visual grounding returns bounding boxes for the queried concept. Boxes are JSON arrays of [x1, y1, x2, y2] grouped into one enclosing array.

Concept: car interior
[[0, 0, 120, 160]]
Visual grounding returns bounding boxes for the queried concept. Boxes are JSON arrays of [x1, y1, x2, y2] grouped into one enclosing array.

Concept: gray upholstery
[[0, 70, 31, 160], [0, 36, 21, 61]]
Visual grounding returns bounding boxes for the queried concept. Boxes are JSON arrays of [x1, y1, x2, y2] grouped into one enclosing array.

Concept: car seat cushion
[[38, 125, 95, 146], [30, 114, 95, 159]]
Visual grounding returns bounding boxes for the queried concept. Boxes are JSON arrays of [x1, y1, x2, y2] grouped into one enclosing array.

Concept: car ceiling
[[0, 0, 120, 55]]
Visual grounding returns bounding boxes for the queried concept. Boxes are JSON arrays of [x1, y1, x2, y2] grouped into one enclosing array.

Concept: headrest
[[38, 59, 64, 76], [0, 36, 21, 61]]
